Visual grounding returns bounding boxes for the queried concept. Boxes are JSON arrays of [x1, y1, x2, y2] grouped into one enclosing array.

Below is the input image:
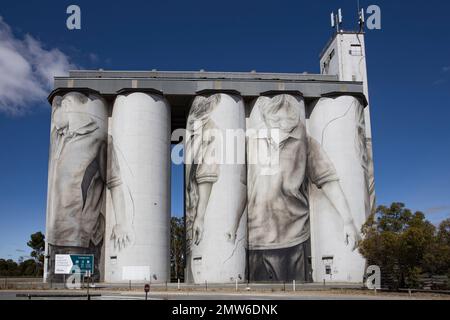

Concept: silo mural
[[185, 93, 247, 284], [246, 94, 360, 282], [308, 95, 369, 283], [44, 47, 375, 285], [45, 91, 113, 281], [105, 92, 171, 283]]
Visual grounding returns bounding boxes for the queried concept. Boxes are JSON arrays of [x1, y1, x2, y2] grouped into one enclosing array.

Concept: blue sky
[[0, 0, 449, 260]]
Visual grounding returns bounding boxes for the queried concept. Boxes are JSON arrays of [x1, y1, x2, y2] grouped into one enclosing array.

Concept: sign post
[[144, 283, 150, 300], [85, 270, 91, 300], [55, 254, 94, 275]]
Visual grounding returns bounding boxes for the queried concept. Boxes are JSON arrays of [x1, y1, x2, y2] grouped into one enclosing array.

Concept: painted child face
[[261, 95, 300, 133]]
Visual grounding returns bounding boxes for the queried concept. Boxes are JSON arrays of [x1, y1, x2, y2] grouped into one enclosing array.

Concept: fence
[[380, 273, 449, 290], [2, 276, 448, 292]]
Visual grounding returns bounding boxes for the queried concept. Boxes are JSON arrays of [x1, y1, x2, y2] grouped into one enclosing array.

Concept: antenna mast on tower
[[357, 0, 365, 32], [330, 8, 343, 33]]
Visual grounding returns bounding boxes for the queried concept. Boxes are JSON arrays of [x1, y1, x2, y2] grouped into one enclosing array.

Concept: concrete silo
[[105, 91, 171, 283], [247, 93, 314, 282], [185, 92, 247, 284], [308, 95, 370, 283], [44, 90, 109, 282]]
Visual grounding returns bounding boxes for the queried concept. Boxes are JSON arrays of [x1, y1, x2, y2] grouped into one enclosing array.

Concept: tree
[[19, 259, 40, 277], [437, 219, 450, 245], [0, 259, 19, 277], [170, 217, 185, 281], [27, 232, 45, 265], [424, 218, 450, 277], [359, 203, 449, 289], [26, 231, 45, 276]]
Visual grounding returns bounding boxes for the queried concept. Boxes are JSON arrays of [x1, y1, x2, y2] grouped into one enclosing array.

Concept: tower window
[[350, 44, 362, 56], [329, 49, 335, 60], [325, 265, 332, 275]]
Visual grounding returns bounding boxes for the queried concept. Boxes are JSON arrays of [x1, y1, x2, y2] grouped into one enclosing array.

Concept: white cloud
[[443, 66, 450, 73], [0, 17, 76, 115], [88, 53, 99, 64]]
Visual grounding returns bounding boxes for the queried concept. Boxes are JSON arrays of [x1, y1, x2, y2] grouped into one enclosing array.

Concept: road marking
[[97, 295, 162, 300]]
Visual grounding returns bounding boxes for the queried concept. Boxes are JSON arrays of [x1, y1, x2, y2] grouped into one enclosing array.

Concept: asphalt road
[[0, 290, 441, 300]]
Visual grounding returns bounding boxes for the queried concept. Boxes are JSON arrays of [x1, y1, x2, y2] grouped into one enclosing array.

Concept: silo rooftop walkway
[[51, 69, 366, 101]]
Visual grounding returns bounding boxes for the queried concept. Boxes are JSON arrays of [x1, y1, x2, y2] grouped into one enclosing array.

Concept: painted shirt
[[46, 113, 121, 248], [247, 120, 338, 250]]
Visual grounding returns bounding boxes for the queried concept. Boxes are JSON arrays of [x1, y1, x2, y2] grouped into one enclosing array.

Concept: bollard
[[165, 281, 168, 291], [293, 280, 296, 292], [408, 289, 412, 297], [177, 278, 180, 290], [144, 284, 150, 300], [235, 279, 238, 292], [87, 276, 90, 300], [323, 279, 326, 286], [205, 280, 208, 291]]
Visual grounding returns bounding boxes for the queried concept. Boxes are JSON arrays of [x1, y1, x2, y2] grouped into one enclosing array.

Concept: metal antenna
[[357, 0, 365, 32], [330, 9, 343, 33]]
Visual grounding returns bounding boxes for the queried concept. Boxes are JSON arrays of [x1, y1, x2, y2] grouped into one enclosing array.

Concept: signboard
[[55, 254, 94, 275]]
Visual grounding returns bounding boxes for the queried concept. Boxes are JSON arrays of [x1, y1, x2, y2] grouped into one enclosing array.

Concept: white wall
[[105, 92, 171, 283], [186, 93, 247, 284], [320, 32, 376, 214], [308, 95, 369, 283]]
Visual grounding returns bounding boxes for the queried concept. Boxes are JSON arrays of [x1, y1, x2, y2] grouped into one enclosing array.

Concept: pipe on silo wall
[[307, 95, 370, 283], [105, 92, 171, 283], [185, 93, 247, 284], [45, 91, 109, 282]]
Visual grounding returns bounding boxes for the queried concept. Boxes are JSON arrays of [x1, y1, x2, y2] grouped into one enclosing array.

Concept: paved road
[[0, 290, 433, 301]]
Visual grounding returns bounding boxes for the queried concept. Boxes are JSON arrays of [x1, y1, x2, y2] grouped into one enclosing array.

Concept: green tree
[[0, 232, 46, 277], [26, 231, 45, 276], [19, 259, 40, 277], [27, 232, 45, 264], [170, 216, 185, 281], [0, 259, 19, 277], [359, 203, 449, 289], [437, 219, 450, 245], [424, 218, 450, 277]]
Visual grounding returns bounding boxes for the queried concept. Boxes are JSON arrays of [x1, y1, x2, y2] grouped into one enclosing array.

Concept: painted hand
[[193, 219, 204, 246], [225, 231, 237, 244], [343, 222, 361, 251], [111, 224, 134, 251]]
